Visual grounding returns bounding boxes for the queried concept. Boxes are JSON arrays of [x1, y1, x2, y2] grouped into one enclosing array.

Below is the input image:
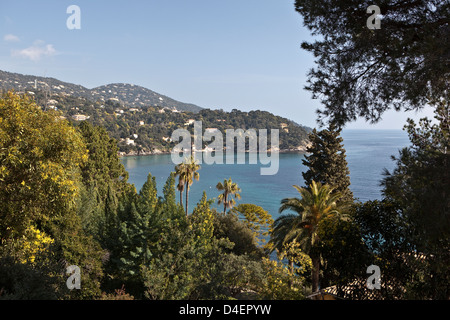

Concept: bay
[[120, 129, 410, 221]]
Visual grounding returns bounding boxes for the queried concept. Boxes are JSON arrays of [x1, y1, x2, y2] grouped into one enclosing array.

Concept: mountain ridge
[[0, 69, 203, 112]]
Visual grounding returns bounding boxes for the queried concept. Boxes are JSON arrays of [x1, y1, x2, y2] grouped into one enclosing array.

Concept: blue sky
[[0, 0, 434, 129]]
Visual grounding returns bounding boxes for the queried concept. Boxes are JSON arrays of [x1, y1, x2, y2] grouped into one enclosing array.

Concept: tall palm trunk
[[223, 193, 228, 214], [311, 255, 320, 298], [179, 191, 183, 208], [185, 184, 189, 216]]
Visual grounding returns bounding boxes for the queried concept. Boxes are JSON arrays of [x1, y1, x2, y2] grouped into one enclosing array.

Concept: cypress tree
[[302, 125, 353, 204], [161, 172, 183, 217], [138, 173, 158, 215]]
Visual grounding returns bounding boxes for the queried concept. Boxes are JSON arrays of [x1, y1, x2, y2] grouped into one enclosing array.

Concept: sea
[[120, 129, 410, 221]]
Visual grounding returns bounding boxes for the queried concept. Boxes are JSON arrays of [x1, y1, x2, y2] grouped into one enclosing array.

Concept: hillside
[[0, 70, 311, 155], [0, 69, 202, 112]]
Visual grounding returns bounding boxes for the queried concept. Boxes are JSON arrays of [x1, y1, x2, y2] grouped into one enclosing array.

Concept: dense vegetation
[[1, 91, 447, 300], [13, 89, 311, 155], [0, 91, 308, 300], [288, 0, 449, 299], [1, 0, 448, 301]]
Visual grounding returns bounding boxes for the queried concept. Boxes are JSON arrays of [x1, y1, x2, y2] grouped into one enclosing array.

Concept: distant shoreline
[[118, 149, 309, 158]]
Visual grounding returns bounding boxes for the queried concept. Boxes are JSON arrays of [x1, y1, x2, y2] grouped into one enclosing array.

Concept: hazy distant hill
[[0, 70, 203, 112]]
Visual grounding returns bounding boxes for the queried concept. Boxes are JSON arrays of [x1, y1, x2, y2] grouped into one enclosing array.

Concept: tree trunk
[[311, 256, 320, 299], [180, 191, 183, 208], [185, 184, 189, 216], [288, 259, 294, 273], [288, 259, 294, 288], [223, 193, 228, 214]]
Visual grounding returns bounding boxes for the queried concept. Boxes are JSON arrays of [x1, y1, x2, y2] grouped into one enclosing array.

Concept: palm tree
[[270, 180, 347, 296], [180, 156, 200, 215], [216, 178, 241, 214], [174, 163, 187, 208]]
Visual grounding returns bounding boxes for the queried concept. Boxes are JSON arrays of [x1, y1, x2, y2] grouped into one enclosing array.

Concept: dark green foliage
[[380, 102, 449, 299], [142, 193, 214, 300], [77, 121, 129, 196], [295, 0, 449, 127], [213, 213, 264, 259], [76, 121, 130, 242], [352, 200, 409, 255], [302, 125, 353, 204], [142, 221, 202, 300], [160, 172, 180, 214], [0, 92, 311, 300], [351, 200, 423, 299], [195, 253, 265, 299], [100, 175, 155, 297], [48, 209, 105, 300], [382, 102, 449, 248], [342, 103, 450, 299], [141, 192, 273, 300], [317, 215, 371, 290], [0, 256, 63, 300], [295, 0, 449, 299]]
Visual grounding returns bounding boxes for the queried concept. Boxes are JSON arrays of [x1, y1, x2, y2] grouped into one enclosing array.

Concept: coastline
[[118, 147, 310, 158]]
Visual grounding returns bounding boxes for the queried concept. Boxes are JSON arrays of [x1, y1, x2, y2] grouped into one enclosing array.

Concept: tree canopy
[[302, 125, 353, 204], [295, 0, 449, 127]]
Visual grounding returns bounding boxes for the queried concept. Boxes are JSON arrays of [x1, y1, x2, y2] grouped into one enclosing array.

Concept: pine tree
[[161, 172, 184, 217], [138, 173, 158, 215], [294, 0, 448, 127], [381, 100, 449, 299], [302, 125, 353, 204], [77, 121, 129, 199]]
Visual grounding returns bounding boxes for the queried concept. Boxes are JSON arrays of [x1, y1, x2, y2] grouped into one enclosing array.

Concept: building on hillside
[[72, 114, 90, 121]]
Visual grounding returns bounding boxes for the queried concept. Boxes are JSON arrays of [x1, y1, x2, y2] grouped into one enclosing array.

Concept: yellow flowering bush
[[17, 226, 54, 264], [258, 257, 306, 300], [278, 240, 313, 277], [191, 192, 214, 246]]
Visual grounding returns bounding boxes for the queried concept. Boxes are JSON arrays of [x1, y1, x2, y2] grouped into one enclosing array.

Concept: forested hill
[[0, 69, 202, 112], [0, 70, 311, 155], [48, 93, 311, 155]]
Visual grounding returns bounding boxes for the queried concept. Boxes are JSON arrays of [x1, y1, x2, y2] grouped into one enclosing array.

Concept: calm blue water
[[120, 130, 410, 221]]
